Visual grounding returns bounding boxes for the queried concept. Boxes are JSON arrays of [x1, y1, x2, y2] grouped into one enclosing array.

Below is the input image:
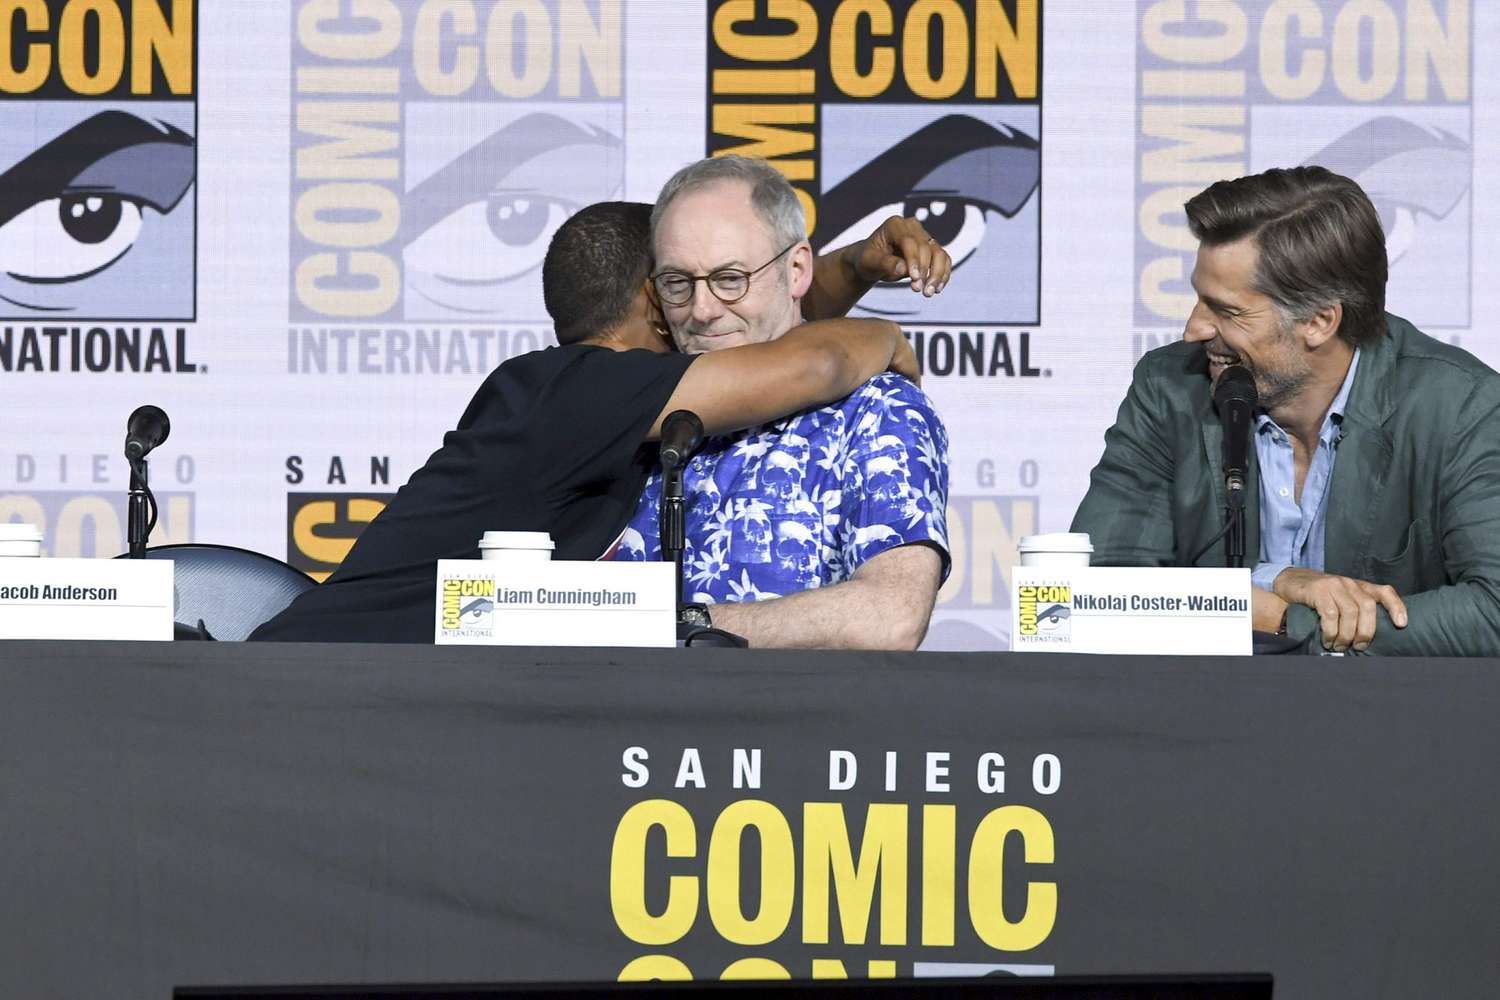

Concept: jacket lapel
[[1325, 322, 1399, 578]]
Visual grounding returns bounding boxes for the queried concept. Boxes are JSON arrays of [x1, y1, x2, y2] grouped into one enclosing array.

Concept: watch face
[[681, 605, 712, 629]]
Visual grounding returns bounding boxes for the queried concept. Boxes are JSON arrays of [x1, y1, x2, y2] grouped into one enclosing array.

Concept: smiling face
[[652, 179, 811, 354], [1183, 237, 1313, 410]]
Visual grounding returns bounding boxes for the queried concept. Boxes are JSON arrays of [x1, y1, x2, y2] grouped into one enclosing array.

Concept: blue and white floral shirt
[[605, 373, 950, 604]]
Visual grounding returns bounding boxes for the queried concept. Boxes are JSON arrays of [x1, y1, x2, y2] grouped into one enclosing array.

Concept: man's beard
[[1208, 332, 1311, 411]]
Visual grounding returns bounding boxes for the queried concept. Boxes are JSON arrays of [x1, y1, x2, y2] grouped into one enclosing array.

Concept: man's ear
[[787, 240, 815, 300], [1299, 302, 1343, 349]]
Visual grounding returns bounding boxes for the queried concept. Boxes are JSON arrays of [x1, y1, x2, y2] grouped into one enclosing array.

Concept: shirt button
[[1278, 487, 1290, 497]]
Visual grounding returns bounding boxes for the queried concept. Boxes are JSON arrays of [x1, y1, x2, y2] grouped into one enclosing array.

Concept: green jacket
[[1071, 314, 1500, 655]]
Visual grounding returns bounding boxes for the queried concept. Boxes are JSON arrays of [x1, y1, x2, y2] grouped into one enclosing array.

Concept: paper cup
[[1018, 532, 1093, 568], [478, 530, 554, 565], [0, 522, 44, 558]]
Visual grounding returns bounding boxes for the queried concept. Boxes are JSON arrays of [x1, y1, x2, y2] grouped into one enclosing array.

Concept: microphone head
[[659, 409, 704, 469], [125, 404, 171, 461], [1212, 365, 1257, 407]]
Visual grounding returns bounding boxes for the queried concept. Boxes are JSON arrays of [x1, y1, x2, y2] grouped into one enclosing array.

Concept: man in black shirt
[[251, 202, 932, 643]]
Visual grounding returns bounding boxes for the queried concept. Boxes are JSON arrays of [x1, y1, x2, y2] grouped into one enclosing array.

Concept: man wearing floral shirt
[[606, 155, 951, 650]]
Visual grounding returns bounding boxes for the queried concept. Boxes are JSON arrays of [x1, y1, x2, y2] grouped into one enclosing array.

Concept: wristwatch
[[680, 603, 713, 630]]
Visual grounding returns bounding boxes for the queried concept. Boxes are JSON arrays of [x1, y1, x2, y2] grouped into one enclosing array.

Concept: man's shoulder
[[1388, 315, 1500, 387]]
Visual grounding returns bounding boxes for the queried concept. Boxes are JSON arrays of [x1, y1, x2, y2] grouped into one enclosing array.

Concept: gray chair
[[114, 544, 316, 641]]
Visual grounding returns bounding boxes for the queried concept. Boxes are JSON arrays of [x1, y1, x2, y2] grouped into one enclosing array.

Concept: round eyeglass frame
[[651, 242, 797, 306]]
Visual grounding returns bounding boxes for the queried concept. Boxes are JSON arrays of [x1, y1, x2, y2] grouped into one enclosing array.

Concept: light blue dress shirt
[[1251, 350, 1361, 591]]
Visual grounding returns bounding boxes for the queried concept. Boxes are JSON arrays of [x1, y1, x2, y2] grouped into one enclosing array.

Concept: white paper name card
[[1011, 566, 1252, 655], [435, 560, 675, 647], [0, 558, 173, 641]]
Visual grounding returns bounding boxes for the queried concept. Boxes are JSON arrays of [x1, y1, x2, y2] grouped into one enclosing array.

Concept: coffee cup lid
[[1018, 532, 1093, 553], [478, 530, 555, 550], [0, 522, 43, 542]]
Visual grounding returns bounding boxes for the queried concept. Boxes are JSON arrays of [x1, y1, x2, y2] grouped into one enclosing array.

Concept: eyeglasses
[[651, 243, 797, 306]]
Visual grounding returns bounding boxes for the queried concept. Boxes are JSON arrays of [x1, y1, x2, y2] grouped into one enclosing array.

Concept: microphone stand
[[1224, 479, 1246, 569], [658, 461, 748, 648], [661, 462, 688, 617], [127, 457, 151, 559]]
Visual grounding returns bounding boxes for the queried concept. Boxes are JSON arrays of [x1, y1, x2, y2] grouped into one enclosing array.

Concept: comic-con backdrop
[[0, 0, 1483, 650]]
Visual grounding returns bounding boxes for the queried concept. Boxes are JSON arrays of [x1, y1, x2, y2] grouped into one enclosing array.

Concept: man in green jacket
[[1072, 166, 1500, 656]]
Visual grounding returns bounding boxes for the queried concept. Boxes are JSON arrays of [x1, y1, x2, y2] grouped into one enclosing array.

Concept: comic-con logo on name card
[[1015, 583, 1070, 644], [288, 0, 625, 374], [440, 575, 495, 637], [0, 0, 198, 373], [1133, 1, 1472, 346], [706, 0, 1041, 329]]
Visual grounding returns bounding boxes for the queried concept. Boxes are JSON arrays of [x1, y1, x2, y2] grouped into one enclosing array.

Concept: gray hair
[[651, 154, 806, 250]]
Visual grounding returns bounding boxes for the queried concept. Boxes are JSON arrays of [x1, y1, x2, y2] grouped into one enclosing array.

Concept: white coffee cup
[[0, 523, 44, 558], [478, 530, 554, 565], [1018, 532, 1093, 568]]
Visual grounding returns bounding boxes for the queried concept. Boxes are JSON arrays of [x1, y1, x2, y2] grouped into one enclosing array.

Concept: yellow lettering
[[968, 806, 1056, 952], [802, 803, 907, 946], [970, 498, 1034, 605], [976, 0, 1037, 99], [296, 103, 401, 181], [485, 0, 551, 98], [610, 800, 699, 946], [721, 959, 791, 980], [132, 0, 191, 95], [1139, 185, 1203, 252], [294, 251, 400, 318], [1141, 0, 1247, 64], [1140, 255, 1196, 323], [59, 0, 125, 95], [560, 0, 620, 98], [295, 182, 400, 248], [712, 0, 817, 62], [0, 0, 48, 93], [829, 0, 893, 98], [1406, 0, 1468, 101], [54, 496, 120, 560], [617, 955, 692, 981], [1259, 0, 1324, 101], [903, 0, 967, 100], [413, 0, 479, 96], [1140, 105, 1245, 185], [921, 803, 956, 946], [707, 800, 795, 945], [1331, 0, 1399, 102], [297, 0, 402, 61]]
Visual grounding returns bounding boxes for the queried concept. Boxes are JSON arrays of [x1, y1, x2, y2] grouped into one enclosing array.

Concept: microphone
[[124, 405, 171, 462], [1213, 366, 1257, 502], [659, 410, 703, 470]]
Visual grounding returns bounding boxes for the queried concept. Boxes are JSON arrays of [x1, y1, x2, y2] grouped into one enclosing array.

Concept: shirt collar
[[1255, 348, 1361, 443]]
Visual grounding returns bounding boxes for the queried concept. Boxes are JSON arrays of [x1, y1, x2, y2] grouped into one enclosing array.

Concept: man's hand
[[1273, 567, 1409, 652], [852, 216, 953, 296]]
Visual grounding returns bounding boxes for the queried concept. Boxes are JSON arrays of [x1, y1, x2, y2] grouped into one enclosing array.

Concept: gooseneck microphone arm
[[1213, 367, 1257, 569], [124, 405, 170, 559]]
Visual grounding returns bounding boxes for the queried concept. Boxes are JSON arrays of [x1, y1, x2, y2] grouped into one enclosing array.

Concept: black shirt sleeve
[[525, 346, 697, 494]]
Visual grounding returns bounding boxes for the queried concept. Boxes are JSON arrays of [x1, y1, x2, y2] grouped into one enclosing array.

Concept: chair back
[[116, 544, 315, 641]]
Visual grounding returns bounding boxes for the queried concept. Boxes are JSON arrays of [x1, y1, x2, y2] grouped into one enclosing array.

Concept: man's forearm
[[710, 546, 942, 650], [802, 243, 872, 322]]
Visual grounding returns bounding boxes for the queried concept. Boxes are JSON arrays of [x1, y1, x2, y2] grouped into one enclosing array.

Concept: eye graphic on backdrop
[[816, 115, 1040, 316], [401, 113, 623, 316], [0, 111, 195, 312], [1302, 116, 1470, 267]]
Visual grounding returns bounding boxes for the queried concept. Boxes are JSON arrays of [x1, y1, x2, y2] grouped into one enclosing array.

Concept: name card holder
[[0, 558, 174, 641], [435, 560, 675, 647], [1011, 566, 1252, 655]]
